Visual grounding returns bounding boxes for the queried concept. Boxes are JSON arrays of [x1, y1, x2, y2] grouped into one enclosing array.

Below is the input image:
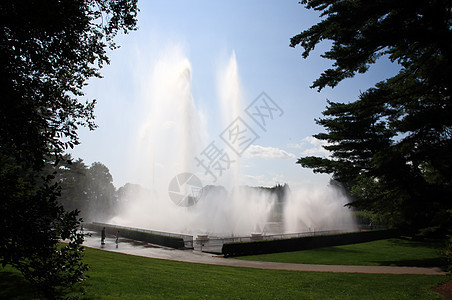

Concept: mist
[[107, 45, 356, 237]]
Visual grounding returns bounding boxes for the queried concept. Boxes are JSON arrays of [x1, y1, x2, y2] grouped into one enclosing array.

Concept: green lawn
[[238, 238, 445, 267], [1, 244, 450, 299]]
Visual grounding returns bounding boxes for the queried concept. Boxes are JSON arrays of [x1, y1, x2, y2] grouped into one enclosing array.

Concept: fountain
[[110, 47, 357, 238]]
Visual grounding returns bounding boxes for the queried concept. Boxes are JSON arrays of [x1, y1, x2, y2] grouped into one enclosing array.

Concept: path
[[83, 231, 447, 275]]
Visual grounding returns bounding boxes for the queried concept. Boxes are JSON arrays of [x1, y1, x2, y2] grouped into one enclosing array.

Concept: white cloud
[[243, 145, 296, 159], [288, 136, 330, 157]]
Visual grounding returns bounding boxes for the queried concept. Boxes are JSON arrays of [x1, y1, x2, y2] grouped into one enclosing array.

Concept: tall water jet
[[215, 51, 270, 235], [218, 51, 243, 124], [218, 51, 243, 187], [114, 46, 206, 232]]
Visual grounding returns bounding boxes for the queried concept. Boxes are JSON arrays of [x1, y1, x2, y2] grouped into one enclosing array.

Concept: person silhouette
[[101, 227, 106, 245], [115, 231, 119, 248]]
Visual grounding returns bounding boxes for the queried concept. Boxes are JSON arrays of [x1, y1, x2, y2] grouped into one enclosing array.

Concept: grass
[[238, 238, 445, 267], [1, 242, 450, 299]]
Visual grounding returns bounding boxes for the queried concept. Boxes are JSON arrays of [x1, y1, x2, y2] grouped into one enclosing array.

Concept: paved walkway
[[83, 231, 447, 276]]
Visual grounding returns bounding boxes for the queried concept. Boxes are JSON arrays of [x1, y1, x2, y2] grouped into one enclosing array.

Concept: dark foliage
[[0, 0, 138, 298]]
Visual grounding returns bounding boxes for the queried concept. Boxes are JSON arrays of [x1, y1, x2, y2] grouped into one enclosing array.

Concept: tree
[[0, 0, 138, 297], [291, 0, 452, 235], [85, 162, 117, 221], [56, 156, 90, 214], [56, 158, 117, 222]]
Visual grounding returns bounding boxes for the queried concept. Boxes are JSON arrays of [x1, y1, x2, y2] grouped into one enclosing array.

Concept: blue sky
[[72, 1, 400, 190]]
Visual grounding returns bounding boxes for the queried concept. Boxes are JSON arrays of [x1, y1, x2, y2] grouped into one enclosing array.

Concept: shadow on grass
[[389, 237, 445, 249], [1, 267, 89, 300], [307, 246, 362, 254], [376, 257, 446, 268], [0, 269, 36, 299]]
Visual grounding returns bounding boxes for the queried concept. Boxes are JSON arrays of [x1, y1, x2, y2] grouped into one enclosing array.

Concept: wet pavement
[[83, 231, 218, 263], [82, 231, 447, 275]]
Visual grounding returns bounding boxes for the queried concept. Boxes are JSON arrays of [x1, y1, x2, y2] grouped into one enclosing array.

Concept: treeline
[[49, 157, 162, 223], [238, 184, 290, 223], [47, 155, 117, 222], [50, 161, 292, 224]]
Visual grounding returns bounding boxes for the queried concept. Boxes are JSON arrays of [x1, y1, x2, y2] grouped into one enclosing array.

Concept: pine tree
[[291, 0, 452, 234]]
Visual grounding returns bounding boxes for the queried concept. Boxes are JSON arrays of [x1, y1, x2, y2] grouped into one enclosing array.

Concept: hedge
[[85, 223, 185, 249], [222, 230, 399, 257]]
